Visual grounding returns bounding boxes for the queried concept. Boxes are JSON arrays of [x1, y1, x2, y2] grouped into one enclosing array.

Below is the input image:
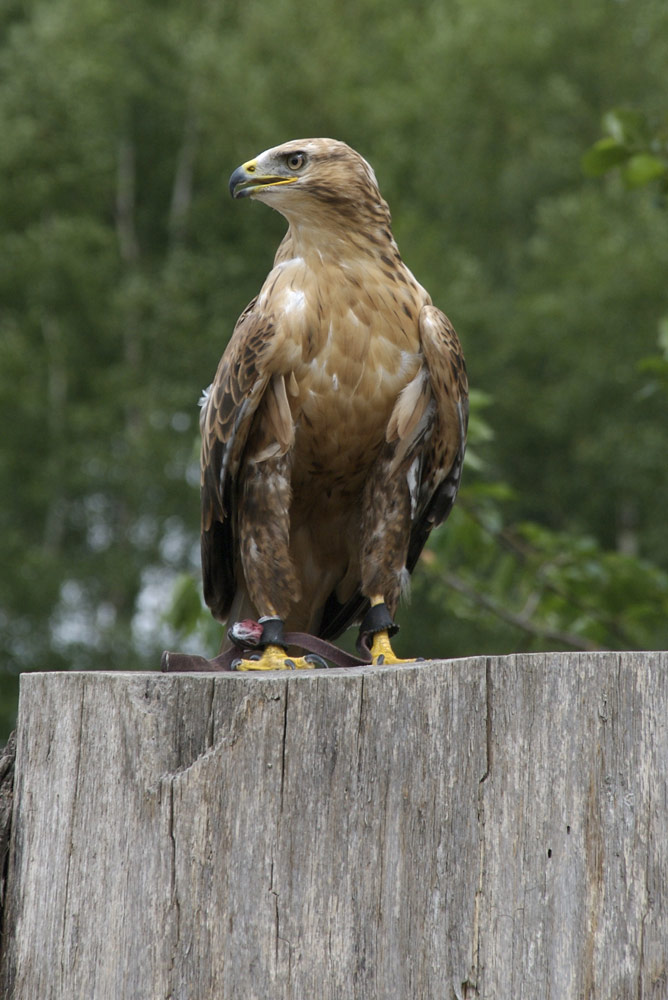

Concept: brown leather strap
[[161, 632, 371, 673], [160, 649, 236, 672]]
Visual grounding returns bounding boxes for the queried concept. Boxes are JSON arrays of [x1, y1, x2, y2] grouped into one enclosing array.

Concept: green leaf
[[621, 153, 666, 188], [468, 388, 494, 409], [462, 481, 516, 502], [658, 316, 668, 357], [602, 107, 650, 147], [164, 573, 204, 634], [581, 138, 629, 177]]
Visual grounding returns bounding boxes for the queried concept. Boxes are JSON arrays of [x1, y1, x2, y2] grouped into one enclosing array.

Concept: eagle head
[[228, 138, 388, 229]]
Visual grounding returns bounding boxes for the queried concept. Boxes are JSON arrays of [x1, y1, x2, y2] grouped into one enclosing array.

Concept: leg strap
[[257, 616, 288, 650], [161, 621, 374, 673], [227, 616, 288, 651], [161, 606, 403, 674], [356, 602, 399, 658]]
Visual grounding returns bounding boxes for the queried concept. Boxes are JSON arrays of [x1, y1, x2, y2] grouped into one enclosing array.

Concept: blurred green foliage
[[1, 0, 668, 739], [582, 107, 668, 194]]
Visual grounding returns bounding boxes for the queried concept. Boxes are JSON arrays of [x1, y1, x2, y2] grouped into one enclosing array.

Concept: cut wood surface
[[1, 652, 666, 999]]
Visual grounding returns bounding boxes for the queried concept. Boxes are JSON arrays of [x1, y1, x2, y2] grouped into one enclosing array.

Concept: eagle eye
[[286, 152, 306, 171]]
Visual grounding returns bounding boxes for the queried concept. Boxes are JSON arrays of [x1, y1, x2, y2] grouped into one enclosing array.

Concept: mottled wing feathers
[[406, 304, 468, 569], [200, 299, 276, 620], [318, 304, 467, 639], [386, 367, 432, 467]]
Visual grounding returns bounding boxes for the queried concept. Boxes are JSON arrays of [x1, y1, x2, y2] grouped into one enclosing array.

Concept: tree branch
[[115, 134, 140, 266], [443, 571, 608, 652], [168, 106, 198, 249], [458, 500, 636, 648]]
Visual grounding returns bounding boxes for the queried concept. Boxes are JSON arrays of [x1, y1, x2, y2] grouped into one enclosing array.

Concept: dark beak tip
[[228, 165, 247, 200]]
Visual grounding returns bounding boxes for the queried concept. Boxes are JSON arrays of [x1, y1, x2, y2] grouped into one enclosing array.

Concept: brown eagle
[[200, 138, 467, 669]]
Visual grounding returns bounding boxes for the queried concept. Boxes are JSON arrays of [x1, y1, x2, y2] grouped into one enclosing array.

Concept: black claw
[[231, 658, 243, 670], [284, 658, 296, 670], [249, 653, 262, 661], [377, 654, 385, 665], [305, 654, 328, 669]]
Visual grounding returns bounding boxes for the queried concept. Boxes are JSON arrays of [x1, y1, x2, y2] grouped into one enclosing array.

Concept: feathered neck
[[277, 198, 399, 267]]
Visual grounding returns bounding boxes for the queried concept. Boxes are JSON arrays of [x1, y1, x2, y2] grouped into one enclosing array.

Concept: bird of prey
[[199, 138, 468, 669]]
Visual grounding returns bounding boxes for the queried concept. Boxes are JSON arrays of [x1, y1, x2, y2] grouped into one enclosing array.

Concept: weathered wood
[[1, 653, 666, 998], [0, 732, 16, 910]]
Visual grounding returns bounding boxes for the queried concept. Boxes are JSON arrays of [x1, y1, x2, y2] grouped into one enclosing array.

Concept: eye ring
[[286, 152, 306, 171]]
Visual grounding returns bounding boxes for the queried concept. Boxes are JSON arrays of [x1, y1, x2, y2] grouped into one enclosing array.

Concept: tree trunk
[[1, 653, 666, 999]]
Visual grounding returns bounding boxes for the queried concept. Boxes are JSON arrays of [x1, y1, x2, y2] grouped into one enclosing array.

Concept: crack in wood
[[279, 684, 289, 814], [59, 683, 85, 992], [481, 657, 493, 784], [0, 733, 16, 921]]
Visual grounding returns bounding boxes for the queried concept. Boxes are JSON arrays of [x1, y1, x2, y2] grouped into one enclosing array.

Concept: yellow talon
[[234, 644, 317, 671], [369, 630, 415, 666]]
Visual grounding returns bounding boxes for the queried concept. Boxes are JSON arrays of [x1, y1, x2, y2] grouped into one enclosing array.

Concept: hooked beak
[[229, 161, 298, 199]]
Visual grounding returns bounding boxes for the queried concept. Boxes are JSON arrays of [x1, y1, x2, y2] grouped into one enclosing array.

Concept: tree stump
[[1, 653, 666, 998]]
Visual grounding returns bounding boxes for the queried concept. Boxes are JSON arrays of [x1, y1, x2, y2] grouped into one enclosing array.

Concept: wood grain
[[1, 653, 666, 998]]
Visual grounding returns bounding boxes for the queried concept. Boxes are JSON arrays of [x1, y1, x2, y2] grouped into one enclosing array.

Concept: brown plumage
[[200, 138, 468, 667]]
